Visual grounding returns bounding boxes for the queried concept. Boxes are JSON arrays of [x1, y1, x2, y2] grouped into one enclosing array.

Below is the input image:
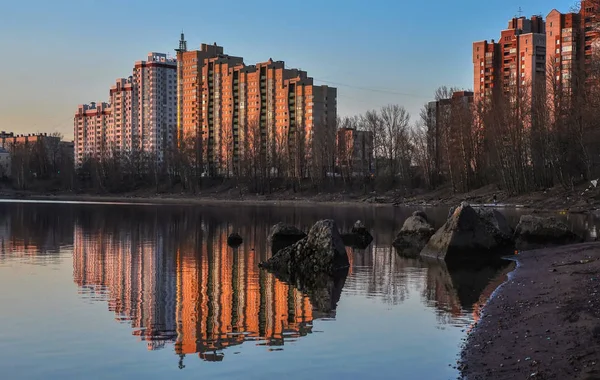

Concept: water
[[0, 202, 595, 379]]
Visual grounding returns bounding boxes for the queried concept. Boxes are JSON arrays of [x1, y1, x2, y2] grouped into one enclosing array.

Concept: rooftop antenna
[[175, 30, 187, 53], [518, 6, 523, 17]]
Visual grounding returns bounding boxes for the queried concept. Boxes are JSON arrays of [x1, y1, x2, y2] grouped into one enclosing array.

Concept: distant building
[[426, 91, 474, 186], [336, 128, 373, 176], [0, 132, 61, 151], [0, 147, 9, 178], [74, 52, 177, 166], [175, 34, 337, 176]]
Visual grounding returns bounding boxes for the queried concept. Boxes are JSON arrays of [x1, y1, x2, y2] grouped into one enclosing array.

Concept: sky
[[0, 0, 577, 140]]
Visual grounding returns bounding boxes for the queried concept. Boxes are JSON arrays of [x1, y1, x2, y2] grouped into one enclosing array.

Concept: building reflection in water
[[72, 210, 313, 364], [5, 202, 599, 366]]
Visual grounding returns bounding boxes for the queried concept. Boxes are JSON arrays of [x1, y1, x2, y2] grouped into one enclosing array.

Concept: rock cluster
[[259, 219, 349, 276], [514, 215, 581, 249], [420, 202, 513, 260]]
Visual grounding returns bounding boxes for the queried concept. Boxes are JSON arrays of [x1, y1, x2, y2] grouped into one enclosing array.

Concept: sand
[[461, 242, 600, 380]]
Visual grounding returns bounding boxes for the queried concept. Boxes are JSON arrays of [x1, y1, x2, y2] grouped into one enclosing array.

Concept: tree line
[[4, 56, 600, 197]]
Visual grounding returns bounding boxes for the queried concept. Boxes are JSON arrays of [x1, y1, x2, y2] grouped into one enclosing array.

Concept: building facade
[[473, 16, 546, 103], [74, 102, 112, 164], [0, 147, 9, 178], [175, 35, 337, 176], [426, 91, 474, 185], [546, 2, 600, 113], [74, 53, 177, 166], [336, 128, 373, 177]]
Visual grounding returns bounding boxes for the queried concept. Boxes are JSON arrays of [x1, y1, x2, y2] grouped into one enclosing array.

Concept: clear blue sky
[[0, 0, 576, 139]]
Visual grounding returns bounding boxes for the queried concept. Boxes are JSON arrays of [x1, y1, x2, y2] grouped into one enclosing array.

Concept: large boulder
[[393, 211, 435, 256], [475, 208, 513, 237], [514, 215, 581, 249], [342, 220, 374, 249], [420, 202, 513, 260], [259, 219, 349, 276], [267, 222, 307, 254]]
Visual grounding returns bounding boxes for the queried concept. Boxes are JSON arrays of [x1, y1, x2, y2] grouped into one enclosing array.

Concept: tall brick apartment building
[[175, 34, 337, 177], [473, 16, 546, 103]]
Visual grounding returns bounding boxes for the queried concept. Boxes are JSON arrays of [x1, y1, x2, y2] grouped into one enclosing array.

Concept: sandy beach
[[460, 242, 600, 380]]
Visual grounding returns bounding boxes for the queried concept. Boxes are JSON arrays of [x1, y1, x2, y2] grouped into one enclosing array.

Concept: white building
[[133, 53, 177, 161], [74, 102, 112, 164], [0, 147, 10, 178], [74, 52, 177, 166], [108, 77, 134, 153]]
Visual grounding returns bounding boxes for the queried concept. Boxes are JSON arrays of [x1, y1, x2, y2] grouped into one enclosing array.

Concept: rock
[[420, 203, 513, 260], [259, 219, 349, 276], [475, 208, 513, 237], [412, 210, 429, 222], [514, 215, 581, 249], [267, 222, 307, 254], [393, 213, 435, 256], [352, 220, 366, 230], [344, 220, 373, 249], [227, 232, 243, 247]]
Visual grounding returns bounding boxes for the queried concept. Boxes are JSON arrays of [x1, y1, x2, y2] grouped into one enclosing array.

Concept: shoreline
[[0, 192, 392, 208], [0, 191, 587, 212], [460, 242, 600, 379]]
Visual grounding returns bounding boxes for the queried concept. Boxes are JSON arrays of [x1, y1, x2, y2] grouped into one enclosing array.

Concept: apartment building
[[175, 34, 337, 176], [0, 131, 61, 151], [473, 16, 546, 103], [74, 53, 176, 166], [107, 77, 134, 153], [546, 1, 600, 111], [336, 128, 374, 176], [426, 91, 474, 185], [133, 53, 177, 160]]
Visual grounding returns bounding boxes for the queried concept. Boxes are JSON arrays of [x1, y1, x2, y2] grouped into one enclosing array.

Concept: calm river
[[0, 201, 596, 379]]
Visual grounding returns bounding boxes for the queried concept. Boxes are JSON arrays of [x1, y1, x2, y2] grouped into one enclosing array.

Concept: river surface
[[0, 202, 596, 379]]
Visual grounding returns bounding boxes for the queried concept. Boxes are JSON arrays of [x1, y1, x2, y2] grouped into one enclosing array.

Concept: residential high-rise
[[108, 77, 134, 153], [175, 35, 337, 176], [74, 52, 176, 166], [473, 16, 546, 103], [74, 102, 112, 163], [546, 1, 600, 112], [132, 53, 177, 160]]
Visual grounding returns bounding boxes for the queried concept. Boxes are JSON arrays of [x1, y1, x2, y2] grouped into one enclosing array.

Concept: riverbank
[[0, 190, 388, 208], [460, 242, 600, 380], [1, 181, 599, 211]]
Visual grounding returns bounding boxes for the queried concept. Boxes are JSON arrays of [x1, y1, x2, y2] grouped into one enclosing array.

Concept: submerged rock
[[227, 232, 243, 247], [514, 215, 581, 249], [420, 202, 513, 260], [341, 220, 373, 249], [267, 222, 307, 254], [259, 219, 349, 276], [393, 211, 435, 256]]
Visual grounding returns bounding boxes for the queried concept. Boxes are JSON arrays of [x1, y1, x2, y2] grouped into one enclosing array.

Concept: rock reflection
[[421, 257, 513, 324]]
